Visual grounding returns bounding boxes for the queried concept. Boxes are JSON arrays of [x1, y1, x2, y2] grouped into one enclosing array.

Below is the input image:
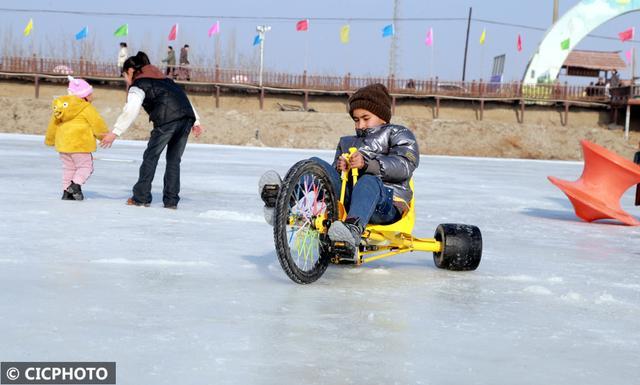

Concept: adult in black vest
[[100, 51, 204, 209]]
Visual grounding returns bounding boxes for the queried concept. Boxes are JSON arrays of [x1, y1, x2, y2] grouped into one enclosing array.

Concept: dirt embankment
[[1, 80, 639, 160]]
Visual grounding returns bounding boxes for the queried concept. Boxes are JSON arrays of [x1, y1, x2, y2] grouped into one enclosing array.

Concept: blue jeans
[[133, 118, 194, 206], [310, 157, 400, 226]]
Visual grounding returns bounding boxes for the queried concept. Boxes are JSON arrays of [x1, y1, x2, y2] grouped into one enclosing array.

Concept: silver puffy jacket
[[332, 124, 420, 206]]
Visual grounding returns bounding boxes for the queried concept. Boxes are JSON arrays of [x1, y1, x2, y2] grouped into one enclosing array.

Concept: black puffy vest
[[132, 78, 195, 127]]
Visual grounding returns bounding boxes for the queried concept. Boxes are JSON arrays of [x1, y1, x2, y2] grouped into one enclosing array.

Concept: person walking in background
[[45, 76, 109, 200], [99, 52, 204, 209], [117, 42, 128, 75], [161, 46, 176, 78], [179, 44, 190, 81], [610, 69, 621, 88]]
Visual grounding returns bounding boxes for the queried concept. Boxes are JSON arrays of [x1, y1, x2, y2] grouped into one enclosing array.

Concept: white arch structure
[[523, 0, 640, 84]]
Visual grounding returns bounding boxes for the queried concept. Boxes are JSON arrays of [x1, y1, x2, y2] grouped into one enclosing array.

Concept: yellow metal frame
[[336, 148, 442, 265]]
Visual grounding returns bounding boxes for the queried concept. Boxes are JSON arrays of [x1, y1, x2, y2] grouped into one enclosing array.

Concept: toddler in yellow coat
[[45, 76, 108, 200]]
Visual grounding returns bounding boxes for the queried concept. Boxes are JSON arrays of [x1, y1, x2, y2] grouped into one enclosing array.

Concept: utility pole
[[553, 0, 559, 24], [388, 0, 400, 78], [462, 7, 472, 81], [256, 25, 271, 87]]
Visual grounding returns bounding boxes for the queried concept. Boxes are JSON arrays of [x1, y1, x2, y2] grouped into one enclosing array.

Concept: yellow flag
[[340, 24, 350, 44], [479, 28, 486, 44], [23, 18, 33, 36]]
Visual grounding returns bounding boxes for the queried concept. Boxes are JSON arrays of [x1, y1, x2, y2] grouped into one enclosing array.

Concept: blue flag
[[253, 34, 263, 46], [75, 26, 88, 40], [382, 24, 394, 38]]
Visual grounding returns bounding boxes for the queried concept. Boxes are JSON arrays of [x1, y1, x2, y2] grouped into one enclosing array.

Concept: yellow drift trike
[[272, 152, 482, 284]]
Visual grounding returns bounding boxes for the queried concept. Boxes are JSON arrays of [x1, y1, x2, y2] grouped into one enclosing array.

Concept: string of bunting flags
[[18, 17, 639, 56]]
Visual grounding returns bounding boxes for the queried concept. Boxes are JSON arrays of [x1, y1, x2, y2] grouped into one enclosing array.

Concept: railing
[[0, 55, 634, 104]]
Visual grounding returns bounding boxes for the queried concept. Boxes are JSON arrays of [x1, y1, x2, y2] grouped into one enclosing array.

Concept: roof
[[562, 50, 626, 71]]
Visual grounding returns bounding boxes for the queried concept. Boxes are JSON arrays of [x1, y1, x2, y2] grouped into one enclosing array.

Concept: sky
[[1, 133, 639, 384], [0, 0, 639, 83]]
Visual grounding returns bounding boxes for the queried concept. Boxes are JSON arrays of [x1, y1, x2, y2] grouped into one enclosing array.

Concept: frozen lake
[[1, 133, 639, 385]]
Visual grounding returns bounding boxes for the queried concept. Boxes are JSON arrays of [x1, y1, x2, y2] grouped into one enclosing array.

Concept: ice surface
[[1, 133, 639, 385]]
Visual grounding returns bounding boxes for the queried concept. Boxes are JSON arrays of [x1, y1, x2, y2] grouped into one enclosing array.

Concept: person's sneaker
[[61, 190, 75, 200], [127, 197, 150, 207], [328, 218, 364, 262], [259, 170, 282, 226], [65, 182, 84, 201]]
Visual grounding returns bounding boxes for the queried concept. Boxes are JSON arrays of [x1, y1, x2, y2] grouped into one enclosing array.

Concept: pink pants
[[60, 152, 94, 190]]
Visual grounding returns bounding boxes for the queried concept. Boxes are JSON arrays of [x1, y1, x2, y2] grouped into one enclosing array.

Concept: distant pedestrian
[[610, 69, 620, 88], [179, 44, 190, 81], [99, 51, 204, 209], [118, 42, 128, 74], [161, 46, 176, 78], [45, 76, 108, 201]]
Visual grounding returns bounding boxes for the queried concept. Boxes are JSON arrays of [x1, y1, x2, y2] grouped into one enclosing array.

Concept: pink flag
[[208, 21, 220, 37], [517, 34, 522, 52], [626, 48, 633, 64], [425, 27, 433, 46], [296, 19, 309, 31], [168, 24, 178, 41], [618, 27, 634, 42]]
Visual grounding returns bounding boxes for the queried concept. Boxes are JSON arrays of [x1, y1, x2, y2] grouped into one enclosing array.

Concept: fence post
[[388, 74, 395, 92], [303, 70, 308, 110], [344, 72, 351, 90], [214, 64, 220, 83], [31, 53, 39, 98]]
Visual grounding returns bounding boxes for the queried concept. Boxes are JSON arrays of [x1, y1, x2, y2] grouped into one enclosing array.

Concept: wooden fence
[[0, 55, 628, 105]]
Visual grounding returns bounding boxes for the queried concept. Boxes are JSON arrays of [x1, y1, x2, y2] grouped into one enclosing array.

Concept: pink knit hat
[[67, 75, 93, 98]]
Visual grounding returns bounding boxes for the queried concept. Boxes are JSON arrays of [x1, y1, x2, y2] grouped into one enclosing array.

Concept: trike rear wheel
[[433, 223, 482, 271]]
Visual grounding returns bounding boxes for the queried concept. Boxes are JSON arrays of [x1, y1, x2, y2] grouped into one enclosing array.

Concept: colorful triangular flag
[[382, 24, 394, 38], [517, 34, 522, 52], [340, 25, 350, 44], [208, 21, 220, 37], [618, 27, 634, 42], [479, 29, 486, 45], [75, 26, 88, 40], [560, 37, 570, 50], [168, 24, 178, 41], [296, 19, 309, 32], [253, 34, 263, 46], [23, 19, 33, 37], [114, 24, 128, 37], [425, 27, 433, 46]]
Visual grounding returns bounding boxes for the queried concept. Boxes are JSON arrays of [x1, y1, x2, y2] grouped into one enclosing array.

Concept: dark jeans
[[310, 157, 400, 226], [132, 118, 194, 206]]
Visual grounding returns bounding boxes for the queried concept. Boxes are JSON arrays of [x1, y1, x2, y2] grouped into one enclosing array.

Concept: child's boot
[[61, 190, 75, 200], [258, 170, 282, 226], [66, 182, 84, 201]]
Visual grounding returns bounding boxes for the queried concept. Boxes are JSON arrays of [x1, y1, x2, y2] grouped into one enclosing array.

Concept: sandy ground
[[1, 80, 639, 160]]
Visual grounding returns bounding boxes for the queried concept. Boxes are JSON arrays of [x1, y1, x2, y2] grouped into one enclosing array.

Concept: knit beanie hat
[[348, 83, 392, 123], [67, 75, 93, 98]]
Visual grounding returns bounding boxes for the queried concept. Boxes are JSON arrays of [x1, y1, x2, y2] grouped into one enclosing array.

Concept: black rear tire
[[274, 159, 338, 284], [433, 224, 482, 271]]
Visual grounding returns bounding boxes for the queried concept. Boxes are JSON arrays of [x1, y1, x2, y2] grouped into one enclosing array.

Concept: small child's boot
[[61, 190, 75, 200], [66, 182, 84, 201]]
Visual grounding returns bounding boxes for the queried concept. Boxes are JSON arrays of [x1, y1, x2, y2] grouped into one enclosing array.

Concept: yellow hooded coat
[[44, 95, 108, 153]]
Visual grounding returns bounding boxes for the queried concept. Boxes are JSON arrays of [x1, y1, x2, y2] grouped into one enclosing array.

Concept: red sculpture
[[548, 140, 640, 226]]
